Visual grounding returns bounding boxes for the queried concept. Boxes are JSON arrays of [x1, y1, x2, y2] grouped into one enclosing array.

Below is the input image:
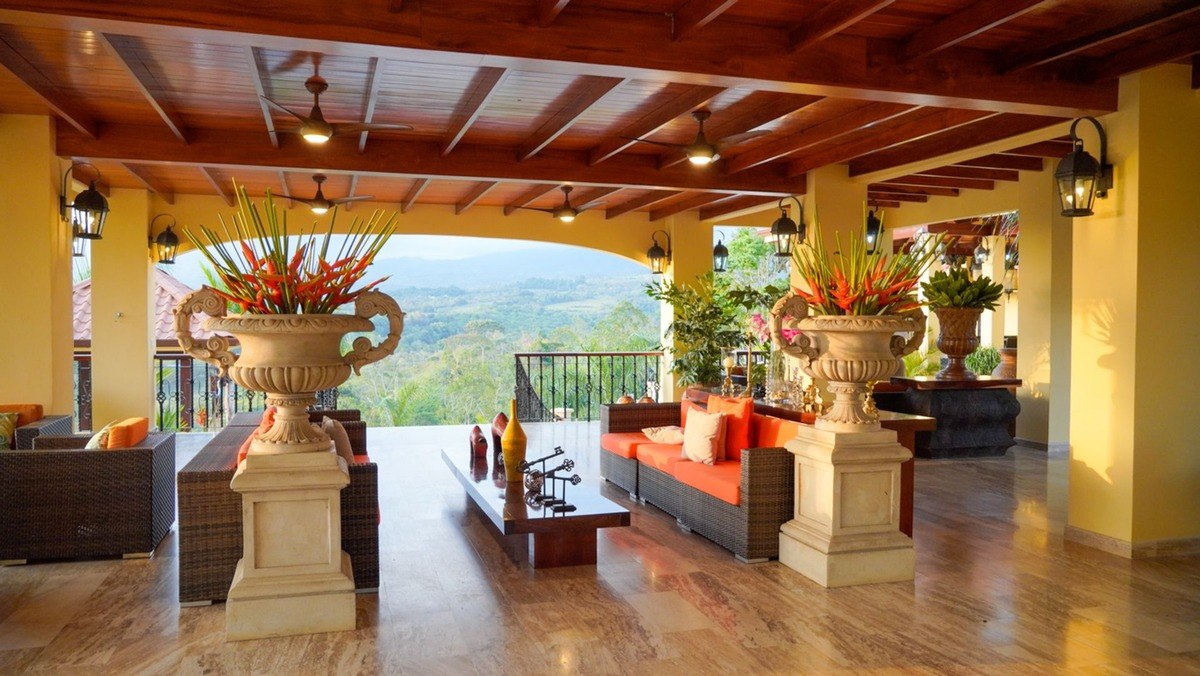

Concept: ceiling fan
[[263, 65, 413, 144], [623, 110, 769, 166], [278, 175, 373, 215], [515, 186, 590, 223]]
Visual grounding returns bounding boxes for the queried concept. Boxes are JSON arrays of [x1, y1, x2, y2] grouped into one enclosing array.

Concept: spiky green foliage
[[921, 267, 1004, 310]]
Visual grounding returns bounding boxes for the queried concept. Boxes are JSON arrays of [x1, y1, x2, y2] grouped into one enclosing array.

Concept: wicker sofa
[[0, 432, 176, 563], [176, 409, 379, 605], [600, 401, 798, 562], [14, 414, 73, 449]]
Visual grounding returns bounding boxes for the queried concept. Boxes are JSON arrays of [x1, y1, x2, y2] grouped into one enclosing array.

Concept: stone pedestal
[[226, 448, 356, 641], [779, 425, 914, 588]]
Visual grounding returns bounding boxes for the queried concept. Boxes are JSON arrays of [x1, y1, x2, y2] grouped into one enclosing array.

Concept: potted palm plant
[[920, 267, 1004, 380]]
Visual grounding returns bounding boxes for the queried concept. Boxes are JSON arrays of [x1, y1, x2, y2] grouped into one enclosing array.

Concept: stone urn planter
[[174, 287, 404, 453], [770, 292, 925, 432], [933, 306, 983, 380]]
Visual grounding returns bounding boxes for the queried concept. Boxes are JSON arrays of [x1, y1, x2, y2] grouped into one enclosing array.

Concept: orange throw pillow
[[680, 399, 706, 428], [706, 396, 754, 461], [0, 404, 44, 427], [106, 417, 150, 449]]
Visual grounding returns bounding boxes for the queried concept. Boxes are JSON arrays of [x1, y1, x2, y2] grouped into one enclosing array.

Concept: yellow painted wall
[[90, 189, 156, 425], [0, 116, 74, 415]]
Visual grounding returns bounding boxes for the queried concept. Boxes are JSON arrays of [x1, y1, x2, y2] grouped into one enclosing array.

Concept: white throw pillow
[[681, 410, 726, 465], [642, 425, 684, 445], [84, 420, 117, 450]]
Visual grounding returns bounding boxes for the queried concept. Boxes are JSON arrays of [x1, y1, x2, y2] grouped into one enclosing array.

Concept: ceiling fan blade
[[261, 97, 309, 122], [716, 130, 771, 147], [515, 206, 557, 214], [330, 195, 375, 204], [272, 51, 314, 74], [621, 136, 686, 150], [332, 122, 414, 135], [275, 194, 316, 205]]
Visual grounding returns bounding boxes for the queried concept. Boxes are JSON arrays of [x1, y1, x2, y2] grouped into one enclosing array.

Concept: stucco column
[[656, 210, 712, 402], [1067, 64, 1200, 556], [0, 116, 74, 414], [90, 189, 156, 426], [978, 235, 1008, 349]]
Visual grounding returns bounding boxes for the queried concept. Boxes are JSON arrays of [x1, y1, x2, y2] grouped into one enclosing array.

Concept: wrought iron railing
[[514, 351, 662, 422]]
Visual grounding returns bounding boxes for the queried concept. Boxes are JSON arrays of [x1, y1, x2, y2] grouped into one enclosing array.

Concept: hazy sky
[[375, 235, 553, 260]]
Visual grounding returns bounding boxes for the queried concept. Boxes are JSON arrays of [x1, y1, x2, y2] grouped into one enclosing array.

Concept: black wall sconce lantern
[[71, 226, 87, 257], [712, 234, 729, 272], [973, 239, 990, 268], [150, 214, 180, 264], [647, 230, 672, 274], [60, 162, 110, 240], [1055, 117, 1114, 217], [770, 196, 804, 257], [864, 204, 884, 255]]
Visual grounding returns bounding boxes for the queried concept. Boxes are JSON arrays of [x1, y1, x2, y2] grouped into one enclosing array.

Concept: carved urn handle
[[344, 290, 406, 375], [173, 288, 237, 378], [889, 308, 928, 359], [770, 290, 817, 367]]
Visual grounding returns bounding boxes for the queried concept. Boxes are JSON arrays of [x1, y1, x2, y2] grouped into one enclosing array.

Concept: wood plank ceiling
[[0, 0, 1197, 220]]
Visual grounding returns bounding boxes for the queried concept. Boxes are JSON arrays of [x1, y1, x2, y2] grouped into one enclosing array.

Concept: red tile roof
[[73, 269, 224, 344]]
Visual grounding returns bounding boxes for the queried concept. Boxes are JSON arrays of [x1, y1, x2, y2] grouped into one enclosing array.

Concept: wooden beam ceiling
[[1003, 140, 1073, 158], [658, 93, 822, 169], [649, 192, 729, 221], [98, 33, 189, 143], [886, 174, 995, 191], [123, 162, 174, 204], [245, 46, 279, 149], [869, 183, 959, 197], [953, 154, 1044, 171], [916, 165, 1018, 182], [537, 0, 571, 27], [400, 178, 428, 213], [516, 76, 627, 161], [200, 166, 235, 206], [357, 57, 385, 153], [1088, 19, 1200, 83], [342, 174, 360, 211], [672, 0, 738, 41], [587, 84, 724, 165], [0, 30, 97, 137], [504, 183, 560, 215], [572, 186, 622, 211], [442, 66, 508, 156], [788, 0, 895, 52], [899, 0, 1047, 61], [698, 194, 776, 221], [606, 190, 681, 219], [847, 114, 1061, 176], [868, 191, 927, 203], [455, 181, 497, 214]]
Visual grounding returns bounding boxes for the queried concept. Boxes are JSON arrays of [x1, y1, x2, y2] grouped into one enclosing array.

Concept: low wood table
[[442, 451, 630, 568]]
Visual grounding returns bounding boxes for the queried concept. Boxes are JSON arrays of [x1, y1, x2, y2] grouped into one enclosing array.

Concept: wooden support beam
[[698, 194, 777, 221], [886, 174, 995, 191], [99, 33, 188, 143], [606, 190, 682, 219], [401, 178, 429, 213], [871, 199, 902, 209], [785, 108, 997, 177], [503, 183, 560, 215], [672, 0, 738, 41], [915, 165, 1018, 181], [1004, 1, 1200, 73], [122, 162, 174, 204], [572, 186, 622, 211], [200, 166, 235, 206], [868, 191, 927, 203], [649, 192, 730, 221], [1088, 19, 1200, 83], [246, 46, 279, 149], [537, 0, 571, 27], [455, 181, 497, 214], [953, 154, 1044, 171], [659, 93, 823, 169], [357, 57, 385, 153], [0, 31, 97, 138], [277, 170, 295, 206], [900, 0, 1046, 61], [847, 114, 1061, 176], [1003, 140, 1073, 158], [789, 0, 895, 52], [516, 76, 627, 161], [342, 174, 360, 211], [870, 183, 959, 197], [588, 85, 724, 165], [725, 101, 912, 174], [443, 67, 508, 156]]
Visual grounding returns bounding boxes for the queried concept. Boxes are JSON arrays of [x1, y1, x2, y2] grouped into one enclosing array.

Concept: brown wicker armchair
[[14, 414, 73, 450], [0, 432, 176, 563]]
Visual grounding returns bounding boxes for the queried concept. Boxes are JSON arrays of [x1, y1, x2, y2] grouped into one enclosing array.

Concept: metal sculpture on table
[[518, 446, 581, 513]]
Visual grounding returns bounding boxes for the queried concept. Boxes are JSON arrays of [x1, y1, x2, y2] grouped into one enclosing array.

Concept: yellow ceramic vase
[[501, 398, 527, 483]]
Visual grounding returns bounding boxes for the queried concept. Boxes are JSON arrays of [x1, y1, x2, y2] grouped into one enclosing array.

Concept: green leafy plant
[[646, 273, 762, 386], [965, 346, 1001, 375], [921, 268, 1005, 310], [902, 350, 942, 377]]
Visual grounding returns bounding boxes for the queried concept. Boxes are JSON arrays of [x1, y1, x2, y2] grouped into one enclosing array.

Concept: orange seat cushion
[[600, 432, 649, 459], [753, 414, 803, 448], [706, 396, 754, 461], [636, 443, 686, 474], [673, 460, 742, 506], [106, 417, 149, 449], [0, 404, 43, 427], [680, 399, 705, 427]]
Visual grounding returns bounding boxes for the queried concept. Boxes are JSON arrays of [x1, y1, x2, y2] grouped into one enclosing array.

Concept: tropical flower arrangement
[[791, 218, 942, 316], [185, 184, 397, 314]]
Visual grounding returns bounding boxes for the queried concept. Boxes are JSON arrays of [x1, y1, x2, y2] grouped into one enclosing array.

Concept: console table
[[881, 376, 1022, 459]]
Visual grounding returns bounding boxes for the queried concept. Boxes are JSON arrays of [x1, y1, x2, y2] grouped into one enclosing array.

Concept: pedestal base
[[226, 551, 356, 641], [779, 522, 914, 588]]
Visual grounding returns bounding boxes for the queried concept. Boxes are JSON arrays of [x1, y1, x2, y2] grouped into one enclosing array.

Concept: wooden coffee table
[[442, 451, 630, 568]]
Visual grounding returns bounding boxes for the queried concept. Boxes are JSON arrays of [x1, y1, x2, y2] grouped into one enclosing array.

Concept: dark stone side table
[[876, 376, 1022, 459]]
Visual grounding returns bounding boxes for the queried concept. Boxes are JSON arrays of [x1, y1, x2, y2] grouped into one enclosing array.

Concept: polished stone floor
[[1, 422, 1199, 674]]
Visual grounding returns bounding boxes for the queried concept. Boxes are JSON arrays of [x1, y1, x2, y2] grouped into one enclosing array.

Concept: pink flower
[[781, 328, 802, 344], [748, 313, 771, 344]]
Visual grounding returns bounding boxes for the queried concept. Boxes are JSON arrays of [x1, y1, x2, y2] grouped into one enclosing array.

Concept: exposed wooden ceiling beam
[[442, 67, 508, 156], [953, 154, 1044, 171], [537, 0, 571, 27], [867, 191, 927, 203], [342, 174, 360, 211], [649, 192, 730, 221], [0, 31, 97, 138], [872, 199, 902, 209], [725, 102, 912, 174], [1088, 19, 1200, 83], [587, 84, 724, 165], [659, 92, 823, 169], [245, 46, 279, 149], [516, 76, 627, 161], [455, 181, 498, 215], [673, 0, 738, 41], [899, 0, 1047, 61], [915, 165, 1018, 181], [1003, 140, 1073, 158], [847, 114, 1061, 176], [503, 183, 560, 215], [886, 174, 995, 191], [277, 170, 293, 205], [870, 183, 959, 197], [606, 190, 682, 219], [98, 33, 188, 143], [1003, 1, 1200, 73], [400, 178, 429, 213], [0, 1, 1118, 117], [573, 186, 623, 211], [199, 166, 235, 206], [785, 108, 997, 177], [789, 0, 896, 52], [122, 162, 174, 204], [357, 57, 385, 153], [699, 194, 777, 221]]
